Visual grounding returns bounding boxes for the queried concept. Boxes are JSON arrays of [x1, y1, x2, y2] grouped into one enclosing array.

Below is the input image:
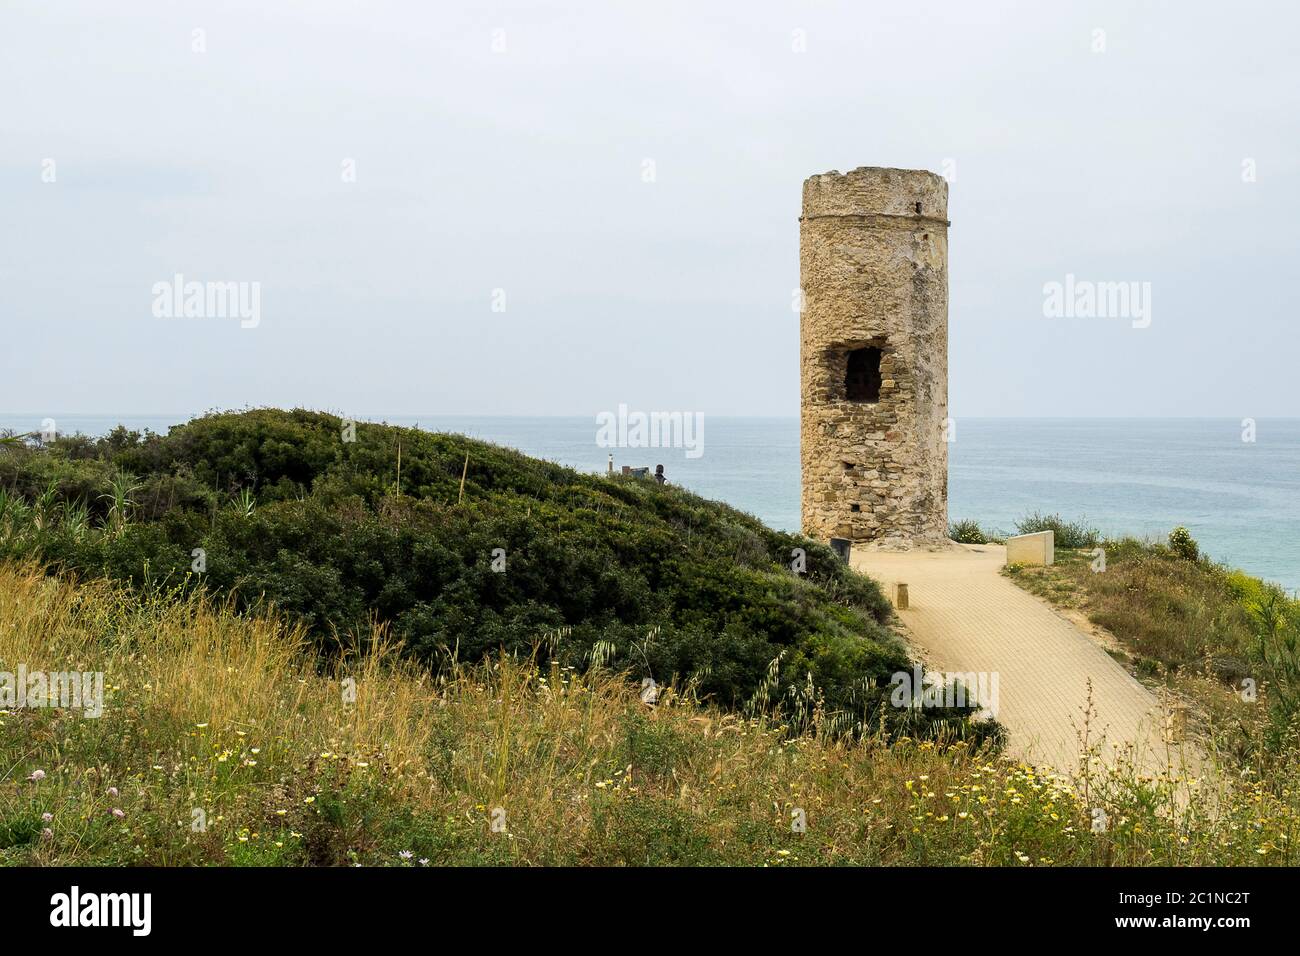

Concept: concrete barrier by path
[[1006, 530, 1054, 566]]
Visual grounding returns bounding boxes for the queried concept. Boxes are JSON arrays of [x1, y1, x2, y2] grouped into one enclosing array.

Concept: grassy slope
[[3, 564, 1296, 866]]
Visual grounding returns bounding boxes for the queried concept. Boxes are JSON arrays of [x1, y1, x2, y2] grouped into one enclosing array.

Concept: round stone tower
[[799, 166, 949, 546]]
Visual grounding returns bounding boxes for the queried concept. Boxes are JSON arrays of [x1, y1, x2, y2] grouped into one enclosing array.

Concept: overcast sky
[[2, 0, 1296, 420]]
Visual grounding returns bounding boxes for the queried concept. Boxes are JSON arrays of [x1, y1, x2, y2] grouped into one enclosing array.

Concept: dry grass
[[2, 562, 1297, 866]]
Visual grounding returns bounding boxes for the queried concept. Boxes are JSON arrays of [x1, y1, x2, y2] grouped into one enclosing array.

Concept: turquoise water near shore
[[4, 414, 1297, 592]]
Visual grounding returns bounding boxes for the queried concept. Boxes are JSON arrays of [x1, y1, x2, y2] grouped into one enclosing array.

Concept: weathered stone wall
[[799, 167, 949, 545]]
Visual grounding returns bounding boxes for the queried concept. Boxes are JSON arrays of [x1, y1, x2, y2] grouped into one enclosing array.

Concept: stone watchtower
[[799, 167, 949, 545]]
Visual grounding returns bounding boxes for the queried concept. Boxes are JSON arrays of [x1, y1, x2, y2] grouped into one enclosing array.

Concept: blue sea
[[4, 414, 1297, 593]]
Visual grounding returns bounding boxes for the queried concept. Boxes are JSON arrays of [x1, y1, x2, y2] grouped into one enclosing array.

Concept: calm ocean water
[[4, 414, 1297, 592]]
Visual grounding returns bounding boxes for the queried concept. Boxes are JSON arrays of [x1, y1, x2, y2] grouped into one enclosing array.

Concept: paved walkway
[[853, 543, 1195, 777]]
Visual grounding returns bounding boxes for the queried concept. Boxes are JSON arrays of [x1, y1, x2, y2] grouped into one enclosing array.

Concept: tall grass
[[2, 562, 1297, 866]]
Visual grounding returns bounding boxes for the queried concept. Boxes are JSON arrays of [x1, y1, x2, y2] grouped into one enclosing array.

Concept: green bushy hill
[[0, 409, 992, 740]]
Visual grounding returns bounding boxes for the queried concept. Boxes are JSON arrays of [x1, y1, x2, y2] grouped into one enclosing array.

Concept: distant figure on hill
[[654, 464, 666, 485]]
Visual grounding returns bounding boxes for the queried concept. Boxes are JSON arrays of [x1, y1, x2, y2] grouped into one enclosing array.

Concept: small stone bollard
[[894, 582, 909, 610], [829, 537, 852, 564]]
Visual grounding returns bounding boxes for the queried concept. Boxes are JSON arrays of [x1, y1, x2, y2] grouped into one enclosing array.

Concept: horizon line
[[3, 411, 1297, 423]]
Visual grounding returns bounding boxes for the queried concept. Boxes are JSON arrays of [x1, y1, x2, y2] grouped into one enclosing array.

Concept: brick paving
[[853, 543, 1196, 777]]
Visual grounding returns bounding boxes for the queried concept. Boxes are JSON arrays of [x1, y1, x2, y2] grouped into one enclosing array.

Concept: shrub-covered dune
[[0, 408, 978, 735]]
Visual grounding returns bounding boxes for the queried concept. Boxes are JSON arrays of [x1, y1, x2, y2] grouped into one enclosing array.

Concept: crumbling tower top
[[801, 166, 949, 222]]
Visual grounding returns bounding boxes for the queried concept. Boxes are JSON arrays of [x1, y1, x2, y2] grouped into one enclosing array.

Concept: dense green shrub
[[948, 519, 986, 544], [1168, 525, 1199, 561], [0, 409, 991, 737], [1014, 511, 1099, 549]]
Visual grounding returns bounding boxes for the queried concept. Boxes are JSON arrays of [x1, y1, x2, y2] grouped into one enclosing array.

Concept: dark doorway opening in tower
[[845, 346, 882, 402]]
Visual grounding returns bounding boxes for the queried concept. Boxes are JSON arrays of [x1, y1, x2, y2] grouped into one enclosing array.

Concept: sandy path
[[853, 543, 1194, 777]]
